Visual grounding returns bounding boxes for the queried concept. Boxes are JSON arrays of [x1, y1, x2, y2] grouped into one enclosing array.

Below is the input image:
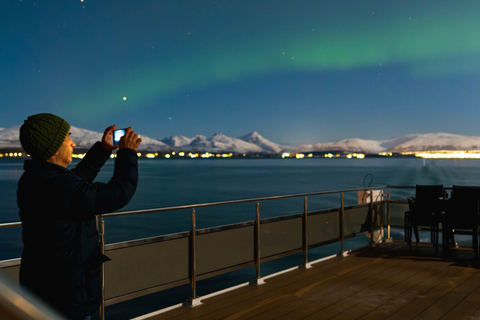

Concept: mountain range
[[292, 133, 480, 154], [1, 125, 480, 155]]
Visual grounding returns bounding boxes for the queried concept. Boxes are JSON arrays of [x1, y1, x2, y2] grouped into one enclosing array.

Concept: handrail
[[0, 186, 388, 227], [0, 222, 21, 229], [0, 185, 425, 228], [102, 186, 389, 217], [385, 185, 415, 189]]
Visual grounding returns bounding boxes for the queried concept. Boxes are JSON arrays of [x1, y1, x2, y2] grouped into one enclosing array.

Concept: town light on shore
[[413, 151, 480, 159]]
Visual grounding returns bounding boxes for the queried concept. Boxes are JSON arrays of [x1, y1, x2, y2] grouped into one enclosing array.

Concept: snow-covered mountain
[[69, 126, 104, 149], [293, 133, 480, 154], [185, 135, 210, 150], [167, 133, 265, 154], [385, 133, 480, 152], [3, 123, 480, 155], [210, 133, 264, 153], [161, 135, 193, 147], [139, 136, 172, 151], [160, 132, 285, 154], [239, 131, 287, 153], [294, 138, 384, 154]]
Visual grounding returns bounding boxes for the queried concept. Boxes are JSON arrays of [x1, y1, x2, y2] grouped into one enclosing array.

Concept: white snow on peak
[[239, 131, 287, 153], [210, 133, 264, 153], [178, 133, 263, 153], [294, 138, 383, 154], [184, 135, 211, 151], [161, 135, 193, 147], [189, 135, 209, 145], [294, 133, 480, 154], [385, 133, 480, 152], [136, 136, 171, 152], [69, 126, 103, 148]]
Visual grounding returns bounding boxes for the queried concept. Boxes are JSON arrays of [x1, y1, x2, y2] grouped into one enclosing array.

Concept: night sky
[[2, 0, 480, 145]]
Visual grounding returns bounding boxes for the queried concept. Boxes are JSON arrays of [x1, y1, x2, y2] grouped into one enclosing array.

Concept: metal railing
[[0, 186, 403, 319]]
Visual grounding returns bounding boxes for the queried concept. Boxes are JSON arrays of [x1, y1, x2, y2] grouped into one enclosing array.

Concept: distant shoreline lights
[[402, 151, 480, 159], [4, 151, 480, 160]]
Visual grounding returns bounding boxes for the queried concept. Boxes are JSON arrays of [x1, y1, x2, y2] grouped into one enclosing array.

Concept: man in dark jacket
[[17, 113, 142, 320]]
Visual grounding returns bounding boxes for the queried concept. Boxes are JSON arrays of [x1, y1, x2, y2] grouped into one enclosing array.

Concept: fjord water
[[1, 156, 480, 260]]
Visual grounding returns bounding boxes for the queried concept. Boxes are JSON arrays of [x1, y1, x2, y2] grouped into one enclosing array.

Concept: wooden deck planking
[[274, 257, 446, 320], [467, 307, 480, 320], [170, 257, 368, 320], [146, 242, 480, 320], [205, 257, 402, 320], [243, 259, 407, 320], [271, 259, 408, 320], [254, 261, 420, 320], [236, 258, 401, 320], [442, 282, 480, 319], [355, 259, 454, 320], [228, 258, 403, 320], [413, 270, 480, 320], [376, 266, 472, 320], [307, 259, 438, 320], [156, 255, 368, 320]]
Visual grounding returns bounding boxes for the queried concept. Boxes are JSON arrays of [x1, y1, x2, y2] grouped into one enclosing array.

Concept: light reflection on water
[[1, 157, 480, 259]]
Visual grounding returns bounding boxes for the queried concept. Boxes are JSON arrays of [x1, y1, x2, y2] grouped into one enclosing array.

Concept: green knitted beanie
[[20, 113, 71, 161]]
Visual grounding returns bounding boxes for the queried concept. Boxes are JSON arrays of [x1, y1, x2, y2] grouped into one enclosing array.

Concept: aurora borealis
[[2, 0, 480, 144]]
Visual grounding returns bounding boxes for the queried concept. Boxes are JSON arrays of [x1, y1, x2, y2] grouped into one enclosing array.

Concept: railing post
[[369, 189, 376, 247], [300, 197, 312, 268], [99, 215, 106, 320], [384, 189, 393, 243], [338, 193, 348, 256], [185, 208, 202, 306], [251, 202, 265, 285]]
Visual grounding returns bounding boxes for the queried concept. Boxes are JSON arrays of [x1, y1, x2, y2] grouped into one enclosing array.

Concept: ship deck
[[144, 242, 480, 320]]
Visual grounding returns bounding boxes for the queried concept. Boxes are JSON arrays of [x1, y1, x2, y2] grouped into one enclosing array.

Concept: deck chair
[[405, 185, 446, 251], [444, 185, 480, 257]]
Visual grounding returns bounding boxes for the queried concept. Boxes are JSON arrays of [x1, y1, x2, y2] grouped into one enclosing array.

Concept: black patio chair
[[444, 185, 480, 257], [405, 185, 447, 251]]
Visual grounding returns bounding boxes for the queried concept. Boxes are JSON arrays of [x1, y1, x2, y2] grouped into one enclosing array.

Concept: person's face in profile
[[50, 133, 76, 167]]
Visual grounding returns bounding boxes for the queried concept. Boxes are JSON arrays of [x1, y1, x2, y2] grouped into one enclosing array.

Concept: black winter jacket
[[17, 142, 138, 319]]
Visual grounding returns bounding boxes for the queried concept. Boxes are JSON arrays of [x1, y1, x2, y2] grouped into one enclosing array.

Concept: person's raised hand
[[119, 127, 142, 151], [101, 124, 119, 151]]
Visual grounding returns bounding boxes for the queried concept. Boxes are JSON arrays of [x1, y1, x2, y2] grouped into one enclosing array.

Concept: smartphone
[[113, 128, 127, 145]]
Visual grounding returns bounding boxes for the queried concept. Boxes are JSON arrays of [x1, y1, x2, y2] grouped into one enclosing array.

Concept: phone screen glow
[[113, 129, 126, 145]]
